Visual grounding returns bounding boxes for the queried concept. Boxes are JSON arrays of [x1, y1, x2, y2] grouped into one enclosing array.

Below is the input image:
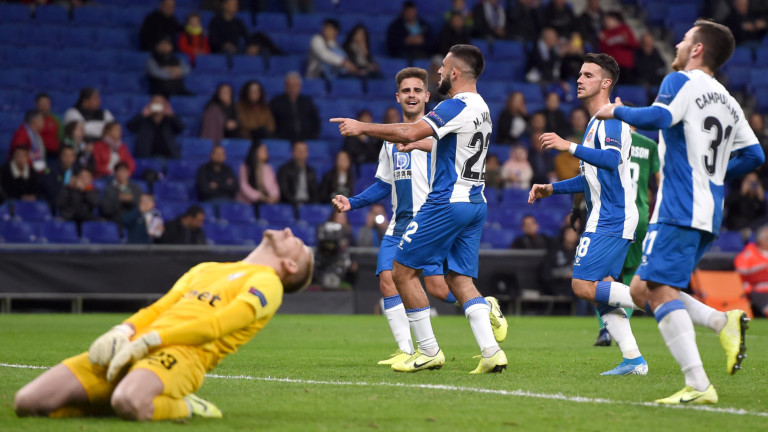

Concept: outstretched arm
[[330, 118, 435, 144], [539, 132, 621, 171], [333, 179, 392, 212]]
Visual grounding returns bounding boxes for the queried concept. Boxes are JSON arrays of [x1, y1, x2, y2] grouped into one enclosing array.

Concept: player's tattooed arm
[[331, 118, 434, 143]]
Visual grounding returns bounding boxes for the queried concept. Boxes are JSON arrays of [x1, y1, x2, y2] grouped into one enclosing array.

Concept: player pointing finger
[[330, 118, 364, 136]]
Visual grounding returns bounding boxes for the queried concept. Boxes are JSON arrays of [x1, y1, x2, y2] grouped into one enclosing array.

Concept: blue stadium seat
[[477, 81, 509, 101], [39, 220, 80, 244], [155, 181, 191, 201], [204, 221, 242, 245], [0, 220, 38, 243], [132, 158, 165, 179], [726, 46, 754, 69], [755, 47, 768, 67], [198, 202, 217, 221], [710, 231, 744, 252], [34, 5, 70, 23], [259, 203, 295, 224], [510, 82, 544, 104], [291, 13, 325, 33], [501, 188, 529, 204], [69, 72, 107, 92], [232, 55, 266, 73], [0, 3, 31, 22], [302, 79, 327, 98], [218, 202, 256, 223], [196, 54, 230, 72], [156, 201, 190, 220], [0, 112, 24, 132], [347, 209, 367, 227], [262, 139, 292, 159], [480, 226, 517, 249], [645, 2, 668, 26], [89, 49, 123, 72], [72, 6, 115, 26], [726, 66, 750, 91], [115, 6, 147, 28], [664, 5, 699, 28], [105, 72, 144, 93], [220, 138, 251, 159], [81, 221, 122, 244], [484, 187, 501, 204], [298, 203, 333, 224], [23, 25, 62, 47], [119, 51, 149, 73], [366, 78, 397, 98], [755, 88, 768, 111], [281, 33, 313, 54], [185, 73, 221, 94], [0, 203, 11, 222], [492, 40, 525, 61], [3, 69, 31, 91], [470, 38, 492, 60], [13, 201, 52, 222], [96, 28, 134, 49], [60, 27, 98, 46], [255, 12, 289, 32], [615, 85, 648, 106], [287, 222, 316, 246], [268, 55, 304, 75], [376, 58, 409, 78], [329, 78, 365, 98], [172, 96, 207, 117], [165, 159, 199, 181], [49, 48, 85, 71], [180, 137, 214, 158]]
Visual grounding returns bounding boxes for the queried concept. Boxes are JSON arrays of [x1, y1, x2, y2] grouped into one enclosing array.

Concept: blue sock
[[594, 281, 612, 304], [383, 294, 403, 310], [443, 292, 457, 304]]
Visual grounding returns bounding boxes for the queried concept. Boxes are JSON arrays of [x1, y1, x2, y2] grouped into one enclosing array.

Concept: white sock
[[595, 281, 640, 310], [679, 292, 727, 332], [656, 303, 710, 392], [406, 308, 439, 357], [601, 308, 641, 359], [464, 299, 500, 358], [383, 302, 414, 354]]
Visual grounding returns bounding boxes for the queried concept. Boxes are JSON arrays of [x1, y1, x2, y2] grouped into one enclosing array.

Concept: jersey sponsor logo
[[426, 111, 446, 127], [605, 136, 620, 146], [228, 271, 245, 281], [248, 287, 268, 307], [393, 169, 413, 180], [395, 152, 410, 170], [183, 290, 222, 307], [655, 93, 673, 104]]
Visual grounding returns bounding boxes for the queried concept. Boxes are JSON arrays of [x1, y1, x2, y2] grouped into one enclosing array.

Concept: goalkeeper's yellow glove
[[106, 331, 162, 382], [88, 324, 134, 366]]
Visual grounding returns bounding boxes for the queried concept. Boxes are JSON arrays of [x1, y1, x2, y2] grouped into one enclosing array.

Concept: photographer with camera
[[315, 211, 357, 290], [127, 95, 185, 159]]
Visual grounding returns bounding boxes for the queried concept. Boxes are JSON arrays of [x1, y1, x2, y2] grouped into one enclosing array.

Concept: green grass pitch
[[1, 314, 766, 431]]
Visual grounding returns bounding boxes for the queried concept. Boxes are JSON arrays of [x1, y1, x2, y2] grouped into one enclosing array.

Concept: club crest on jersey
[[586, 131, 594, 142]]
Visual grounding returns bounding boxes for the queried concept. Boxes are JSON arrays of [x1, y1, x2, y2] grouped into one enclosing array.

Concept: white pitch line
[[3, 363, 766, 418]]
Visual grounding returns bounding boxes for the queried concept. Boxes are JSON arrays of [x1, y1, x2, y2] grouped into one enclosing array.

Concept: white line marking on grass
[[3, 363, 765, 418]]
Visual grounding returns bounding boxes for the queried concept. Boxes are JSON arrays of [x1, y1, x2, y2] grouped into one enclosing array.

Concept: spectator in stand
[[237, 81, 275, 142], [560, 32, 586, 81], [127, 95, 184, 159], [426, 56, 448, 107], [40, 146, 78, 210], [512, 214, 550, 249], [123, 193, 164, 244], [178, 12, 210, 66], [437, 11, 473, 57], [342, 109, 381, 168], [528, 130, 556, 185], [444, 0, 473, 26], [236, 142, 280, 206], [56, 168, 100, 226], [306, 19, 357, 80], [208, 0, 249, 54], [270, 72, 321, 141], [0, 147, 39, 201], [634, 32, 666, 87], [244, 31, 285, 57], [598, 12, 637, 82], [527, 27, 563, 83], [382, 106, 400, 124], [555, 107, 586, 181], [386, 1, 433, 60], [200, 83, 239, 144], [63, 88, 115, 143], [61, 121, 92, 171], [567, 106, 588, 142], [497, 91, 528, 144], [139, 0, 181, 51], [539, 226, 579, 296], [734, 225, 768, 317], [575, 0, 604, 48], [484, 154, 503, 190], [277, 140, 318, 205], [725, 172, 767, 238], [101, 162, 142, 225], [35, 93, 61, 158], [160, 204, 206, 245], [529, 112, 547, 135], [472, 0, 507, 40], [9, 110, 47, 173], [92, 122, 136, 179], [724, 0, 768, 47], [196, 145, 238, 202], [343, 24, 383, 79], [507, 0, 541, 43], [146, 37, 191, 97], [320, 150, 355, 202], [537, 92, 570, 137], [749, 112, 768, 189], [356, 203, 388, 247], [540, 0, 575, 37], [501, 145, 533, 189]]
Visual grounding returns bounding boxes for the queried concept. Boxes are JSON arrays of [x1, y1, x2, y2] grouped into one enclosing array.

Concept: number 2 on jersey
[[402, 221, 418, 243], [461, 132, 491, 181]]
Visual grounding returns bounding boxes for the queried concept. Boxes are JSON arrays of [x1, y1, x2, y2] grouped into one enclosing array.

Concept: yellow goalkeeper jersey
[[124, 262, 283, 369]]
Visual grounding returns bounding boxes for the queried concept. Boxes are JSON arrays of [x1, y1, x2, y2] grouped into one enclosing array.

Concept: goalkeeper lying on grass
[[14, 228, 313, 421]]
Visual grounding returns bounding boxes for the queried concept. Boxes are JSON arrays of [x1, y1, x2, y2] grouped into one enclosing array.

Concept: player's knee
[[571, 280, 595, 301], [111, 389, 152, 421]]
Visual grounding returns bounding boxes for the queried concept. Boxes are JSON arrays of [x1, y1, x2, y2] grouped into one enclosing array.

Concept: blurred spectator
[[497, 91, 529, 144], [444, 0, 473, 27], [734, 225, 768, 317], [575, 0, 604, 48], [507, 0, 541, 42], [538, 92, 570, 137], [567, 106, 589, 142], [342, 109, 381, 168], [270, 72, 321, 141], [320, 150, 355, 202], [61, 121, 92, 171], [472, 0, 507, 40], [529, 131, 556, 185], [40, 146, 78, 210], [277, 141, 319, 205], [127, 95, 184, 159], [209, 0, 249, 54], [306, 19, 357, 80], [485, 154, 503, 190], [704, 0, 734, 22], [201, 83, 239, 144], [237, 142, 280, 205], [343, 24, 383, 79], [0, 147, 39, 201], [527, 27, 563, 83], [748, 112, 768, 189], [245, 31, 285, 57], [178, 12, 210, 66], [387, 1, 434, 59], [56, 168, 99, 225], [101, 162, 142, 225], [540, 0, 575, 37], [529, 112, 547, 135], [237, 81, 275, 142], [140, 0, 181, 51], [437, 11, 473, 57], [724, 0, 768, 47], [160, 205, 206, 245], [426, 57, 449, 106], [63, 88, 115, 143], [146, 37, 191, 97], [599, 12, 638, 82], [35, 93, 62, 157], [383, 106, 400, 124], [10, 110, 47, 173], [92, 122, 136, 178], [501, 145, 533, 189], [560, 32, 586, 81], [555, 108, 587, 181], [123, 193, 164, 244], [512, 214, 551, 249], [196, 145, 238, 202], [356, 203, 388, 246], [725, 172, 767, 236], [634, 32, 666, 87], [539, 226, 579, 295]]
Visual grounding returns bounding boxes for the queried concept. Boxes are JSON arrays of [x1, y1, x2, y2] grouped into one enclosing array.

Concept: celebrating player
[[528, 53, 647, 376], [332, 44, 507, 374], [15, 228, 314, 420], [595, 19, 765, 404], [332, 67, 507, 366]]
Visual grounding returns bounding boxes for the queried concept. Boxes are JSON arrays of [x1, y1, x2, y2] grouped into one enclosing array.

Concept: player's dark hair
[[184, 205, 204, 218], [692, 19, 735, 71], [24, 109, 42, 124], [583, 53, 620, 92], [322, 18, 340, 30], [395, 67, 428, 89], [449, 44, 484, 79], [75, 87, 98, 109], [114, 161, 130, 172]]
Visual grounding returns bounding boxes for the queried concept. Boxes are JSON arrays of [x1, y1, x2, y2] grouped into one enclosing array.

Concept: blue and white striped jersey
[[580, 116, 639, 240], [375, 141, 432, 237], [421, 92, 492, 204], [651, 70, 758, 235]]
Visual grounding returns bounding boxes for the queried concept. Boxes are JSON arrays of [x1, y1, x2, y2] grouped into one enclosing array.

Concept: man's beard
[[438, 77, 452, 95]]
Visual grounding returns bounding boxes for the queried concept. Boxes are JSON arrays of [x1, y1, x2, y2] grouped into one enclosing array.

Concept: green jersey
[[628, 132, 659, 219]]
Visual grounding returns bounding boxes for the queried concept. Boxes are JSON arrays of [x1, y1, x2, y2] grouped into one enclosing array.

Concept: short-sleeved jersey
[[142, 262, 283, 367], [579, 116, 639, 240], [375, 141, 432, 237], [421, 92, 492, 204], [651, 70, 758, 235], [629, 132, 660, 219]]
